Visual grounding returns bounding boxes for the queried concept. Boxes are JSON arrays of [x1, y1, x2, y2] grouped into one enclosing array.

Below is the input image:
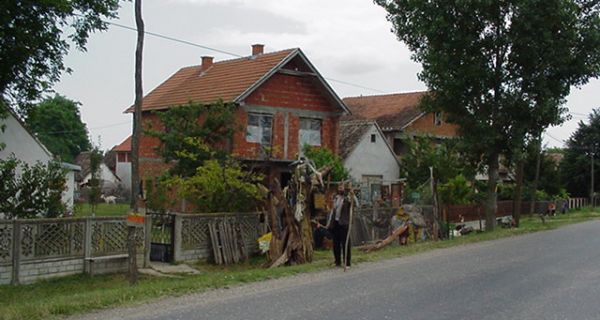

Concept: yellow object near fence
[[258, 232, 272, 254]]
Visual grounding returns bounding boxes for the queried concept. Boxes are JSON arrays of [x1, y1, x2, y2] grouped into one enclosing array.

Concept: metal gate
[[149, 213, 174, 262]]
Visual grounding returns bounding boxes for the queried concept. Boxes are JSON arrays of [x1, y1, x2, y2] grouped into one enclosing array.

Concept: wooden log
[[358, 223, 409, 253]]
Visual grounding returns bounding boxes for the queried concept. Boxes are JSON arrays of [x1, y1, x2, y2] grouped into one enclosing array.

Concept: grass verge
[[1, 208, 599, 320]]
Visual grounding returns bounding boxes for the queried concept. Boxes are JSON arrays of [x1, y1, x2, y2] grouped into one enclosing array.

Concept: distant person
[[548, 202, 556, 216], [562, 201, 569, 214]]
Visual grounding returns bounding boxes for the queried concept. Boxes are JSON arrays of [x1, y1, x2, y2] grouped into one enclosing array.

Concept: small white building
[[112, 135, 131, 191], [0, 109, 81, 213], [340, 120, 401, 204], [74, 151, 122, 192]]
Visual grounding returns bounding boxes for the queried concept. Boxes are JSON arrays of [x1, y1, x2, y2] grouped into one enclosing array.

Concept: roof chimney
[[200, 56, 213, 72], [252, 44, 264, 56]]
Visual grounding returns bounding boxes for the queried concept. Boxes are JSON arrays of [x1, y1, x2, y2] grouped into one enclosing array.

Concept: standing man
[[327, 183, 358, 268]]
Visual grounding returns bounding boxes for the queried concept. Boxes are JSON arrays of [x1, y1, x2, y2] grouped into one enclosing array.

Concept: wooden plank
[[208, 221, 222, 265]]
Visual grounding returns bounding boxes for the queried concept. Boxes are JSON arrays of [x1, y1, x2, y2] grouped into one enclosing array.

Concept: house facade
[[129, 45, 349, 191], [339, 120, 401, 204], [343, 92, 459, 157], [74, 151, 122, 193], [0, 109, 81, 213], [112, 135, 132, 191]]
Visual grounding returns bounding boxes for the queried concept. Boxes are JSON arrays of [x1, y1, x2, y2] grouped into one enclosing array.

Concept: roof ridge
[[179, 48, 298, 69], [343, 90, 429, 100], [340, 119, 374, 125]]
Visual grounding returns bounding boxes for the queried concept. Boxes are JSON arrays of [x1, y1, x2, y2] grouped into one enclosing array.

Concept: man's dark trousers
[[332, 222, 351, 267]]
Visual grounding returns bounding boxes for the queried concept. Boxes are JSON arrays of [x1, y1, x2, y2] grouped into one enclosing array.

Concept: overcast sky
[[53, 0, 599, 151]]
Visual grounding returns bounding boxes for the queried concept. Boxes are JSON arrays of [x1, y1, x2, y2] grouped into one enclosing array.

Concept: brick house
[[126, 45, 350, 191], [342, 91, 459, 157]]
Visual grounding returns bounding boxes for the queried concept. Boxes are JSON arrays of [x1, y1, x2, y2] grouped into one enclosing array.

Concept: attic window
[[434, 111, 443, 126], [299, 118, 321, 146], [371, 134, 376, 143], [246, 113, 272, 145]]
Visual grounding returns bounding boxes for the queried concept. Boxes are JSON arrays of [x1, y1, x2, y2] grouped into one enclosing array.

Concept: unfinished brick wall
[[236, 72, 342, 160], [404, 113, 459, 137]]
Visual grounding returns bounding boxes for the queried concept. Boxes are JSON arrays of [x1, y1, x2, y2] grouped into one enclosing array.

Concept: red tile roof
[[113, 135, 131, 152], [339, 120, 373, 159], [343, 91, 428, 130], [125, 49, 296, 112]]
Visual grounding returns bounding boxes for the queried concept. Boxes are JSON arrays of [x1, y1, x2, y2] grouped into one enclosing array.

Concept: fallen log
[[358, 223, 409, 253]]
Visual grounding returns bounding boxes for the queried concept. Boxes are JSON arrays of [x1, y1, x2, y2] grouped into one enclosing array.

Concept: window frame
[[299, 117, 322, 147], [434, 111, 443, 127], [246, 112, 273, 145]]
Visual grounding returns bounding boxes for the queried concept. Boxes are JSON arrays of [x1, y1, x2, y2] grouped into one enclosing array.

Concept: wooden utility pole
[[529, 136, 542, 214], [430, 167, 439, 241], [128, 0, 145, 286], [591, 145, 595, 207], [513, 158, 525, 227]]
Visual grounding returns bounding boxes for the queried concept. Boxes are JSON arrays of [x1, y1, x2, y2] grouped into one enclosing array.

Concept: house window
[[434, 111, 443, 126], [246, 113, 272, 145], [371, 134, 376, 143], [299, 118, 321, 146]]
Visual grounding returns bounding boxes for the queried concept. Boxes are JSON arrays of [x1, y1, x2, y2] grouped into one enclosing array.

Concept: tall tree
[[376, 0, 600, 230], [145, 101, 238, 177], [561, 109, 600, 198], [25, 94, 91, 162], [0, 0, 120, 113]]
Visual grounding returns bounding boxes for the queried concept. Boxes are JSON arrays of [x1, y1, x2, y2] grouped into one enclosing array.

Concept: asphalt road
[[73, 220, 600, 320]]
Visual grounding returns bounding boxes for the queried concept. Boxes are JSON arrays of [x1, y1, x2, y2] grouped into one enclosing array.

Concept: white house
[[339, 120, 401, 204], [74, 151, 122, 193], [0, 109, 81, 213]]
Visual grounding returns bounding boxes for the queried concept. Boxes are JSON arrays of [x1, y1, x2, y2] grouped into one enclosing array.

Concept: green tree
[[146, 100, 239, 177], [169, 159, 266, 213], [25, 94, 91, 162], [561, 109, 600, 197], [0, 0, 120, 112], [87, 147, 103, 215], [302, 145, 349, 181], [400, 136, 473, 190], [377, 0, 600, 230]]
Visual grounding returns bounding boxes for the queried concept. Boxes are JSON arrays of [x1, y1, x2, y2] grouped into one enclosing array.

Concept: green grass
[[73, 203, 129, 217], [1, 208, 599, 320]]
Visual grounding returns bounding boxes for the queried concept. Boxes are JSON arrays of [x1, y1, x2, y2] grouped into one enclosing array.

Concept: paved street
[[74, 220, 600, 320]]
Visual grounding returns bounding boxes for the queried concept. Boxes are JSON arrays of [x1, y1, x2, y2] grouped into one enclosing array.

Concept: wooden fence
[[446, 198, 588, 223]]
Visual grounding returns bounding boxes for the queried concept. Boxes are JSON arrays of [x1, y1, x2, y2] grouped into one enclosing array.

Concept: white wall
[[344, 124, 400, 185], [0, 113, 52, 164], [116, 162, 131, 190], [81, 163, 120, 185], [1, 113, 79, 215], [63, 170, 76, 213]]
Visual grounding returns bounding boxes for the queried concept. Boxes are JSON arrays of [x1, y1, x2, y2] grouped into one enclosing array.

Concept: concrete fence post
[[173, 214, 182, 262], [83, 217, 92, 274], [11, 220, 21, 285]]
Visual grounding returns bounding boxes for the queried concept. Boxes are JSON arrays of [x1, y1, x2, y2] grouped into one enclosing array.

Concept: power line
[[104, 20, 387, 93], [41, 120, 130, 135]]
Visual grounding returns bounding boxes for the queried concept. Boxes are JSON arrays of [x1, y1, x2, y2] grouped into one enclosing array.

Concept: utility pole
[[591, 145, 595, 208], [430, 166, 439, 241], [529, 135, 542, 214], [128, 0, 145, 286]]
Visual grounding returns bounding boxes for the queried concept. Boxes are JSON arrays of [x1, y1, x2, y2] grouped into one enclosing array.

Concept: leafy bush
[[0, 156, 66, 218], [169, 159, 267, 213], [439, 174, 473, 205], [302, 145, 349, 181]]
